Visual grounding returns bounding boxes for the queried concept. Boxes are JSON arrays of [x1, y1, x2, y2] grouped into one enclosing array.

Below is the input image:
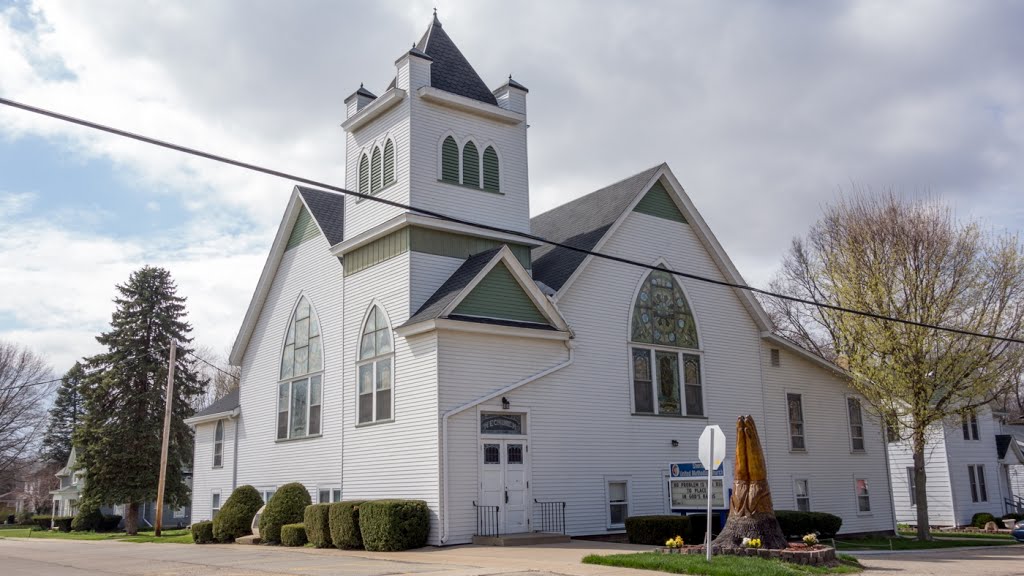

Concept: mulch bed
[[657, 542, 837, 566]]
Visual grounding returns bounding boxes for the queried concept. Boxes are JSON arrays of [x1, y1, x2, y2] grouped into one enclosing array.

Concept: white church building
[[187, 14, 896, 544]]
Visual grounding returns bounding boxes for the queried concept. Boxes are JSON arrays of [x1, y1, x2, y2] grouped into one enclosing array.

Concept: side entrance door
[[480, 439, 530, 534]]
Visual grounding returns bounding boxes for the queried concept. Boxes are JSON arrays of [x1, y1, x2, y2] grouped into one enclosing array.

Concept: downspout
[[232, 413, 240, 490], [438, 340, 575, 544]]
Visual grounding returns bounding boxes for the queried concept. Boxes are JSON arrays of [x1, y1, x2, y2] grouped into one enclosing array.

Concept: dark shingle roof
[[297, 186, 345, 246], [193, 388, 239, 418], [529, 165, 663, 291], [345, 84, 377, 103], [403, 247, 501, 327], [416, 14, 498, 106], [997, 434, 1013, 460]]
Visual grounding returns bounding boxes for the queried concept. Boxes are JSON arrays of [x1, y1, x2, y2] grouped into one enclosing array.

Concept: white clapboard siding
[[191, 418, 236, 522], [234, 231, 345, 497], [942, 407, 1005, 525], [410, 252, 465, 315], [887, 425, 956, 525]]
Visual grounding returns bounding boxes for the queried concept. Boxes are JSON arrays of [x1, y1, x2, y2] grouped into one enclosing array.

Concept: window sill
[[356, 180, 398, 202], [437, 179, 503, 195], [850, 449, 866, 455], [631, 412, 707, 420], [211, 465, 223, 470], [356, 418, 395, 428], [790, 448, 807, 454], [275, 434, 323, 443]]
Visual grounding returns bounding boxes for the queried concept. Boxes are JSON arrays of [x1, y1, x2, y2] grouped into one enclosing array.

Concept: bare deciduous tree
[[191, 345, 239, 413], [0, 341, 55, 477], [766, 192, 1024, 541]]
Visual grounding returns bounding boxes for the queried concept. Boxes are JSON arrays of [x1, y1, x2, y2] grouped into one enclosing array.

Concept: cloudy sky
[[1, 0, 1022, 374]]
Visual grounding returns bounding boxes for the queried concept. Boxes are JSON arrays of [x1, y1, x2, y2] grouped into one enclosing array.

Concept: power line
[[182, 349, 237, 380], [0, 376, 63, 392], [1, 96, 1022, 346]]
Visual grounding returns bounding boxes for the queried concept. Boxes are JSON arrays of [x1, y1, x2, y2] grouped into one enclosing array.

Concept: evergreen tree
[[75, 266, 207, 535], [41, 362, 86, 465]]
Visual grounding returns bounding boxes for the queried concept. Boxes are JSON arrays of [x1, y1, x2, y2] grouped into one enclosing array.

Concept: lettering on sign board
[[480, 413, 523, 435]]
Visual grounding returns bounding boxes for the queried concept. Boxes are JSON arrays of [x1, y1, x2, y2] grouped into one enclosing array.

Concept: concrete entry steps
[[472, 532, 571, 546]]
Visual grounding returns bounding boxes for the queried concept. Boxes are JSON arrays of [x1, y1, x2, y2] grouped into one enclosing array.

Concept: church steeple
[[414, 12, 498, 105]]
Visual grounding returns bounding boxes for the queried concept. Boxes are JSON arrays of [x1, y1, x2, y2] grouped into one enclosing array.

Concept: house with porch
[[187, 13, 896, 544]]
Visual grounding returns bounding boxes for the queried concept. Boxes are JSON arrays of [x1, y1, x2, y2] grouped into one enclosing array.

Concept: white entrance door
[[480, 439, 530, 534]]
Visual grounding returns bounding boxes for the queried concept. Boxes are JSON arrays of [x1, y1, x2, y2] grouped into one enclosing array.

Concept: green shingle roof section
[[633, 179, 686, 223], [285, 205, 320, 251], [453, 261, 548, 325]]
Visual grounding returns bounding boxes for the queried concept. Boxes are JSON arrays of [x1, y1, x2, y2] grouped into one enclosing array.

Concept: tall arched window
[[357, 305, 393, 424], [278, 296, 323, 439], [462, 141, 479, 188], [383, 139, 395, 186], [441, 136, 459, 183], [213, 420, 224, 468], [482, 145, 500, 192], [371, 146, 382, 194], [358, 154, 370, 195], [629, 270, 702, 417]]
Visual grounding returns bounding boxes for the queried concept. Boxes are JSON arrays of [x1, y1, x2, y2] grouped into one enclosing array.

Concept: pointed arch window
[[213, 420, 224, 468], [441, 136, 459, 183], [383, 139, 395, 186], [278, 296, 323, 440], [483, 146, 500, 192], [462, 141, 480, 188], [629, 270, 703, 417], [357, 305, 393, 424], [358, 154, 370, 195], [371, 147, 382, 194]]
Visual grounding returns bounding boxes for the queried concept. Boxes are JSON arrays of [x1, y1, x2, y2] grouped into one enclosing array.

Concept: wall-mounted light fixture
[[501, 397, 510, 410], [671, 439, 679, 447]]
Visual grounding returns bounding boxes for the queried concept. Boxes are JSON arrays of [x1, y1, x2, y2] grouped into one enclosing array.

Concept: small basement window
[[770, 348, 780, 367]]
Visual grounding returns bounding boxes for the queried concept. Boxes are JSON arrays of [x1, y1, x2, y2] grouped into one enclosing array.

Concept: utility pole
[[154, 340, 176, 537]]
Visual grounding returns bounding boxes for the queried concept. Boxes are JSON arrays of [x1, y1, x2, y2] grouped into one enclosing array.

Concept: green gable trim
[[410, 227, 531, 269], [453, 261, 549, 325], [633, 179, 686, 224], [285, 206, 321, 251], [344, 228, 410, 276]]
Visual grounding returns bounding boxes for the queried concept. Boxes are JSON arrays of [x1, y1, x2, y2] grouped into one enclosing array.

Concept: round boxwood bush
[[214, 485, 264, 543], [71, 500, 104, 532], [624, 515, 691, 545], [259, 482, 311, 544], [281, 523, 308, 547], [329, 501, 367, 549], [358, 499, 430, 551], [192, 520, 215, 543], [972, 512, 998, 528]]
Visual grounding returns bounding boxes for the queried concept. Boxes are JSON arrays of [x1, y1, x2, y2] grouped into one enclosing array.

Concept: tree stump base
[[710, 511, 788, 551]]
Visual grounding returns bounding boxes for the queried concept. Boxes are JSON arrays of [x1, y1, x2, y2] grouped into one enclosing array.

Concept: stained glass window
[[631, 270, 698, 348], [278, 296, 324, 440], [357, 305, 394, 424]]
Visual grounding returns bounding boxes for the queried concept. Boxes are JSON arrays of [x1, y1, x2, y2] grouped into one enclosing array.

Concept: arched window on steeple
[[278, 296, 324, 439], [371, 147, 382, 194], [462, 141, 479, 188], [482, 146, 500, 192], [383, 139, 395, 186], [358, 154, 370, 195], [628, 270, 702, 417], [441, 136, 459, 183]]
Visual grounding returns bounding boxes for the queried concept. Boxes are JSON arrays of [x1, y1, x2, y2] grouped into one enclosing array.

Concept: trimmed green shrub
[[775, 510, 843, 538], [214, 485, 264, 543], [358, 500, 430, 552], [32, 515, 53, 530], [192, 520, 215, 543], [53, 516, 73, 532], [281, 523, 307, 547], [971, 512, 998, 528], [624, 515, 691, 545], [684, 513, 721, 544], [259, 482, 311, 544], [329, 501, 366, 549], [99, 515, 122, 532], [304, 504, 332, 548], [72, 501, 103, 532]]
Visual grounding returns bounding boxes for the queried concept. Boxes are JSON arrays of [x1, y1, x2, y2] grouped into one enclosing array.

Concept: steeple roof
[[416, 13, 498, 106]]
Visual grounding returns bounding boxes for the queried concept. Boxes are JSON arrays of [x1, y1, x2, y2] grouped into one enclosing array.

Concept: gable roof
[[416, 14, 498, 106], [193, 388, 240, 419], [530, 165, 662, 292], [296, 186, 345, 246], [401, 245, 570, 334]]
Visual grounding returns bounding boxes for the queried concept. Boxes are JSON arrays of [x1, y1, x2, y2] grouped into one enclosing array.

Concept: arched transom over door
[[629, 270, 703, 417]]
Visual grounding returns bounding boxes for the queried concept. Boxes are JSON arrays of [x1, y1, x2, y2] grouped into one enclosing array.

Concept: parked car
[[1012, 520, 1024, 543]]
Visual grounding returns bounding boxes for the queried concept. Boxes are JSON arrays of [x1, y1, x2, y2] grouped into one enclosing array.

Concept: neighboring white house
[[887, 406, 1024, 527], [187, 13, 896, 544]]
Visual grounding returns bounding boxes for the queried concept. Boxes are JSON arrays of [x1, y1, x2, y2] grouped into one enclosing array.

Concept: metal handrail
[[533, 499, 566, 534], [472, 501, 500, 537]]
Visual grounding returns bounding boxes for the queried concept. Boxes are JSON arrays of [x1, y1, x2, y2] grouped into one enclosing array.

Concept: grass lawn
[[0, 528, 192, 544], [897, 530, 1015, 541], [582, 552, 863, 575], [833, 535, 1019, 551]]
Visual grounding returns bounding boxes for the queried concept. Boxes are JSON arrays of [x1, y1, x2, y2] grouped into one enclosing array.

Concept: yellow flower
[[665, 538, 675, 547], [675, 535, 683, 544]]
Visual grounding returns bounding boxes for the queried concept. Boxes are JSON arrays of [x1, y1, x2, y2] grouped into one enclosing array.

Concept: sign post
[[698, 425, 726, 562]]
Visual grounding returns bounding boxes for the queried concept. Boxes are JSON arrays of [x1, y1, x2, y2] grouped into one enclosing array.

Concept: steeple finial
[[432, 8, 441, 27]]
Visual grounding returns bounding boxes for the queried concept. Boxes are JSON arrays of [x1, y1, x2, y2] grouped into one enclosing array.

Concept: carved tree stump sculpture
[[711, 415, 789, 550]]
